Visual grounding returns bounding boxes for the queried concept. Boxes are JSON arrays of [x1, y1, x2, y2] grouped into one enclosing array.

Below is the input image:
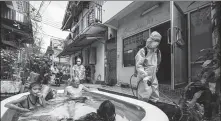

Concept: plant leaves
[[199, 48, 214, 53]]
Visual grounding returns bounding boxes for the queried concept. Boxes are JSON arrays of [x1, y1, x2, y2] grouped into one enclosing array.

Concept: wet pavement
[[51, 83, 180, 105]]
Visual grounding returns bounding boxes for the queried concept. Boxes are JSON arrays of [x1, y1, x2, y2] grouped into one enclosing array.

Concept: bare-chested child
[[58, 80, 92, 121], [5, 82, 46, 113], [64, 79, 91, 99]]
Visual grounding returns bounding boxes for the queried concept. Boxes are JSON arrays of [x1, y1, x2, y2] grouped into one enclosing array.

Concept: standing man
[[135, 31, 162, 103]]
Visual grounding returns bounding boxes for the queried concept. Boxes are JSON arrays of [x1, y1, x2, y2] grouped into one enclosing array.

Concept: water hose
[[129, 74, 136, 97], [130, 73, 183, 120]]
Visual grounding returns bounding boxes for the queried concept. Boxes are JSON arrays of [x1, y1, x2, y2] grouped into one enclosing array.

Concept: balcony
[[59, 2, 106, 57], [2, 1, 32, 25], [70, 4, 105, 38], [61, 1, 105, 34], [1, 1, 34, 46], [61, 1, 90, 31]]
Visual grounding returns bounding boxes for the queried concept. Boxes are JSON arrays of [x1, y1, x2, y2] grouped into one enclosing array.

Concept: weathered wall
[[117, 1, 170, 84], [91, 41, 105, 81]]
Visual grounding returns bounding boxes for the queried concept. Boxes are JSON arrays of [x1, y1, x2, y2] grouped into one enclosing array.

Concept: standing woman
[[72, 56, 86, 84]]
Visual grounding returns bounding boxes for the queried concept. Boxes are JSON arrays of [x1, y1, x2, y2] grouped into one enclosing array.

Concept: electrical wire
[[33, 1, 63, 28], [34, 17, 62, 29], [36, 1, 44, 16], [40, 1, 51, 15], [41, 18, 62, 26], [39, 21, 61, 29], [0, 25, 64, 40], [35, 31, 65, 40]]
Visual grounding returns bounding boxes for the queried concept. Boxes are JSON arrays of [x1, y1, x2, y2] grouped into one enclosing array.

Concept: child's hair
[[29, 82, 42, 90], [97, 100, 116, 121], [69, 79, 80, 86]]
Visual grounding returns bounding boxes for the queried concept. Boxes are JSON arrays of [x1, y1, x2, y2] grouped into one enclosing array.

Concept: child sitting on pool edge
[[5, 82, 46, 112], [64, 79, 91, 99]]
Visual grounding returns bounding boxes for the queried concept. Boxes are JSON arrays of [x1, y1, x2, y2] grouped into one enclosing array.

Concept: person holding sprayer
[[135, 31, 162, 103]]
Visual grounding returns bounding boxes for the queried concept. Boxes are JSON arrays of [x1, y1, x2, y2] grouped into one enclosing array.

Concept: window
[[123, 30, 149, 67], [190, 6, 212, 78], [88, 9, 94, 26]]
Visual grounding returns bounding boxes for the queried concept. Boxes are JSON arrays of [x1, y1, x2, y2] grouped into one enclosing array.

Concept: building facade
[[105, 1, 213, 89], [59, 1, 214, 89], [51, 38, 69, 66], [0, 1, 34, 95], [1, 1, 34, 78], [59, 1, 106, 82], [1, 1, 34, 48]]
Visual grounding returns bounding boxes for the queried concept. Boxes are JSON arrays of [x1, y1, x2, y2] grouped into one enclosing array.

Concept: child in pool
[[64, 79, 91, 99], [5, 82, 46, 112], [59, 80, 92, 121], [76, 100, 116, 121]]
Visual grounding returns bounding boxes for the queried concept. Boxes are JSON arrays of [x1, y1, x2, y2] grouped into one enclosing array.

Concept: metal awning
[[1, 24, 30, 37], [57, 34, 104, 57], [104, 1, 162, 29]]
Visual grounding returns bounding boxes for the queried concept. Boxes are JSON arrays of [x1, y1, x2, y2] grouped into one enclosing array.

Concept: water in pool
[[13, 92, 145, 121]]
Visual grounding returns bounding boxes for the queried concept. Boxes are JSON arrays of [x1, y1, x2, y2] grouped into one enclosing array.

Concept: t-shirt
[[66, 84, 84, 98]]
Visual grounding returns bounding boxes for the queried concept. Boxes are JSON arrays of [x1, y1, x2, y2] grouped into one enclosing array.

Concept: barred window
[[123, 30, 149, 67]]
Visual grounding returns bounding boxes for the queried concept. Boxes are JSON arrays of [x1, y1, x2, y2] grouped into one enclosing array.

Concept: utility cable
[[36, 1, 44, 16], [40, 1, 51, 15], [41, 19, 62, 26], [39, 21, 61, 29], [35, 31, 65, 40]]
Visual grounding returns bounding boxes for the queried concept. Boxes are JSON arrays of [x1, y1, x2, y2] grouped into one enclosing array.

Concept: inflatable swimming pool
[[1, 89, 169, 121]]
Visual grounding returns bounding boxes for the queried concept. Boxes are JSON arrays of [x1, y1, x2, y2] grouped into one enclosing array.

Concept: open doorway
[[151, 21, 171, 84]]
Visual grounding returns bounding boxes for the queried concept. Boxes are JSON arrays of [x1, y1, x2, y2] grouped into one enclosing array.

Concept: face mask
[[146, 38, 160, 49]]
